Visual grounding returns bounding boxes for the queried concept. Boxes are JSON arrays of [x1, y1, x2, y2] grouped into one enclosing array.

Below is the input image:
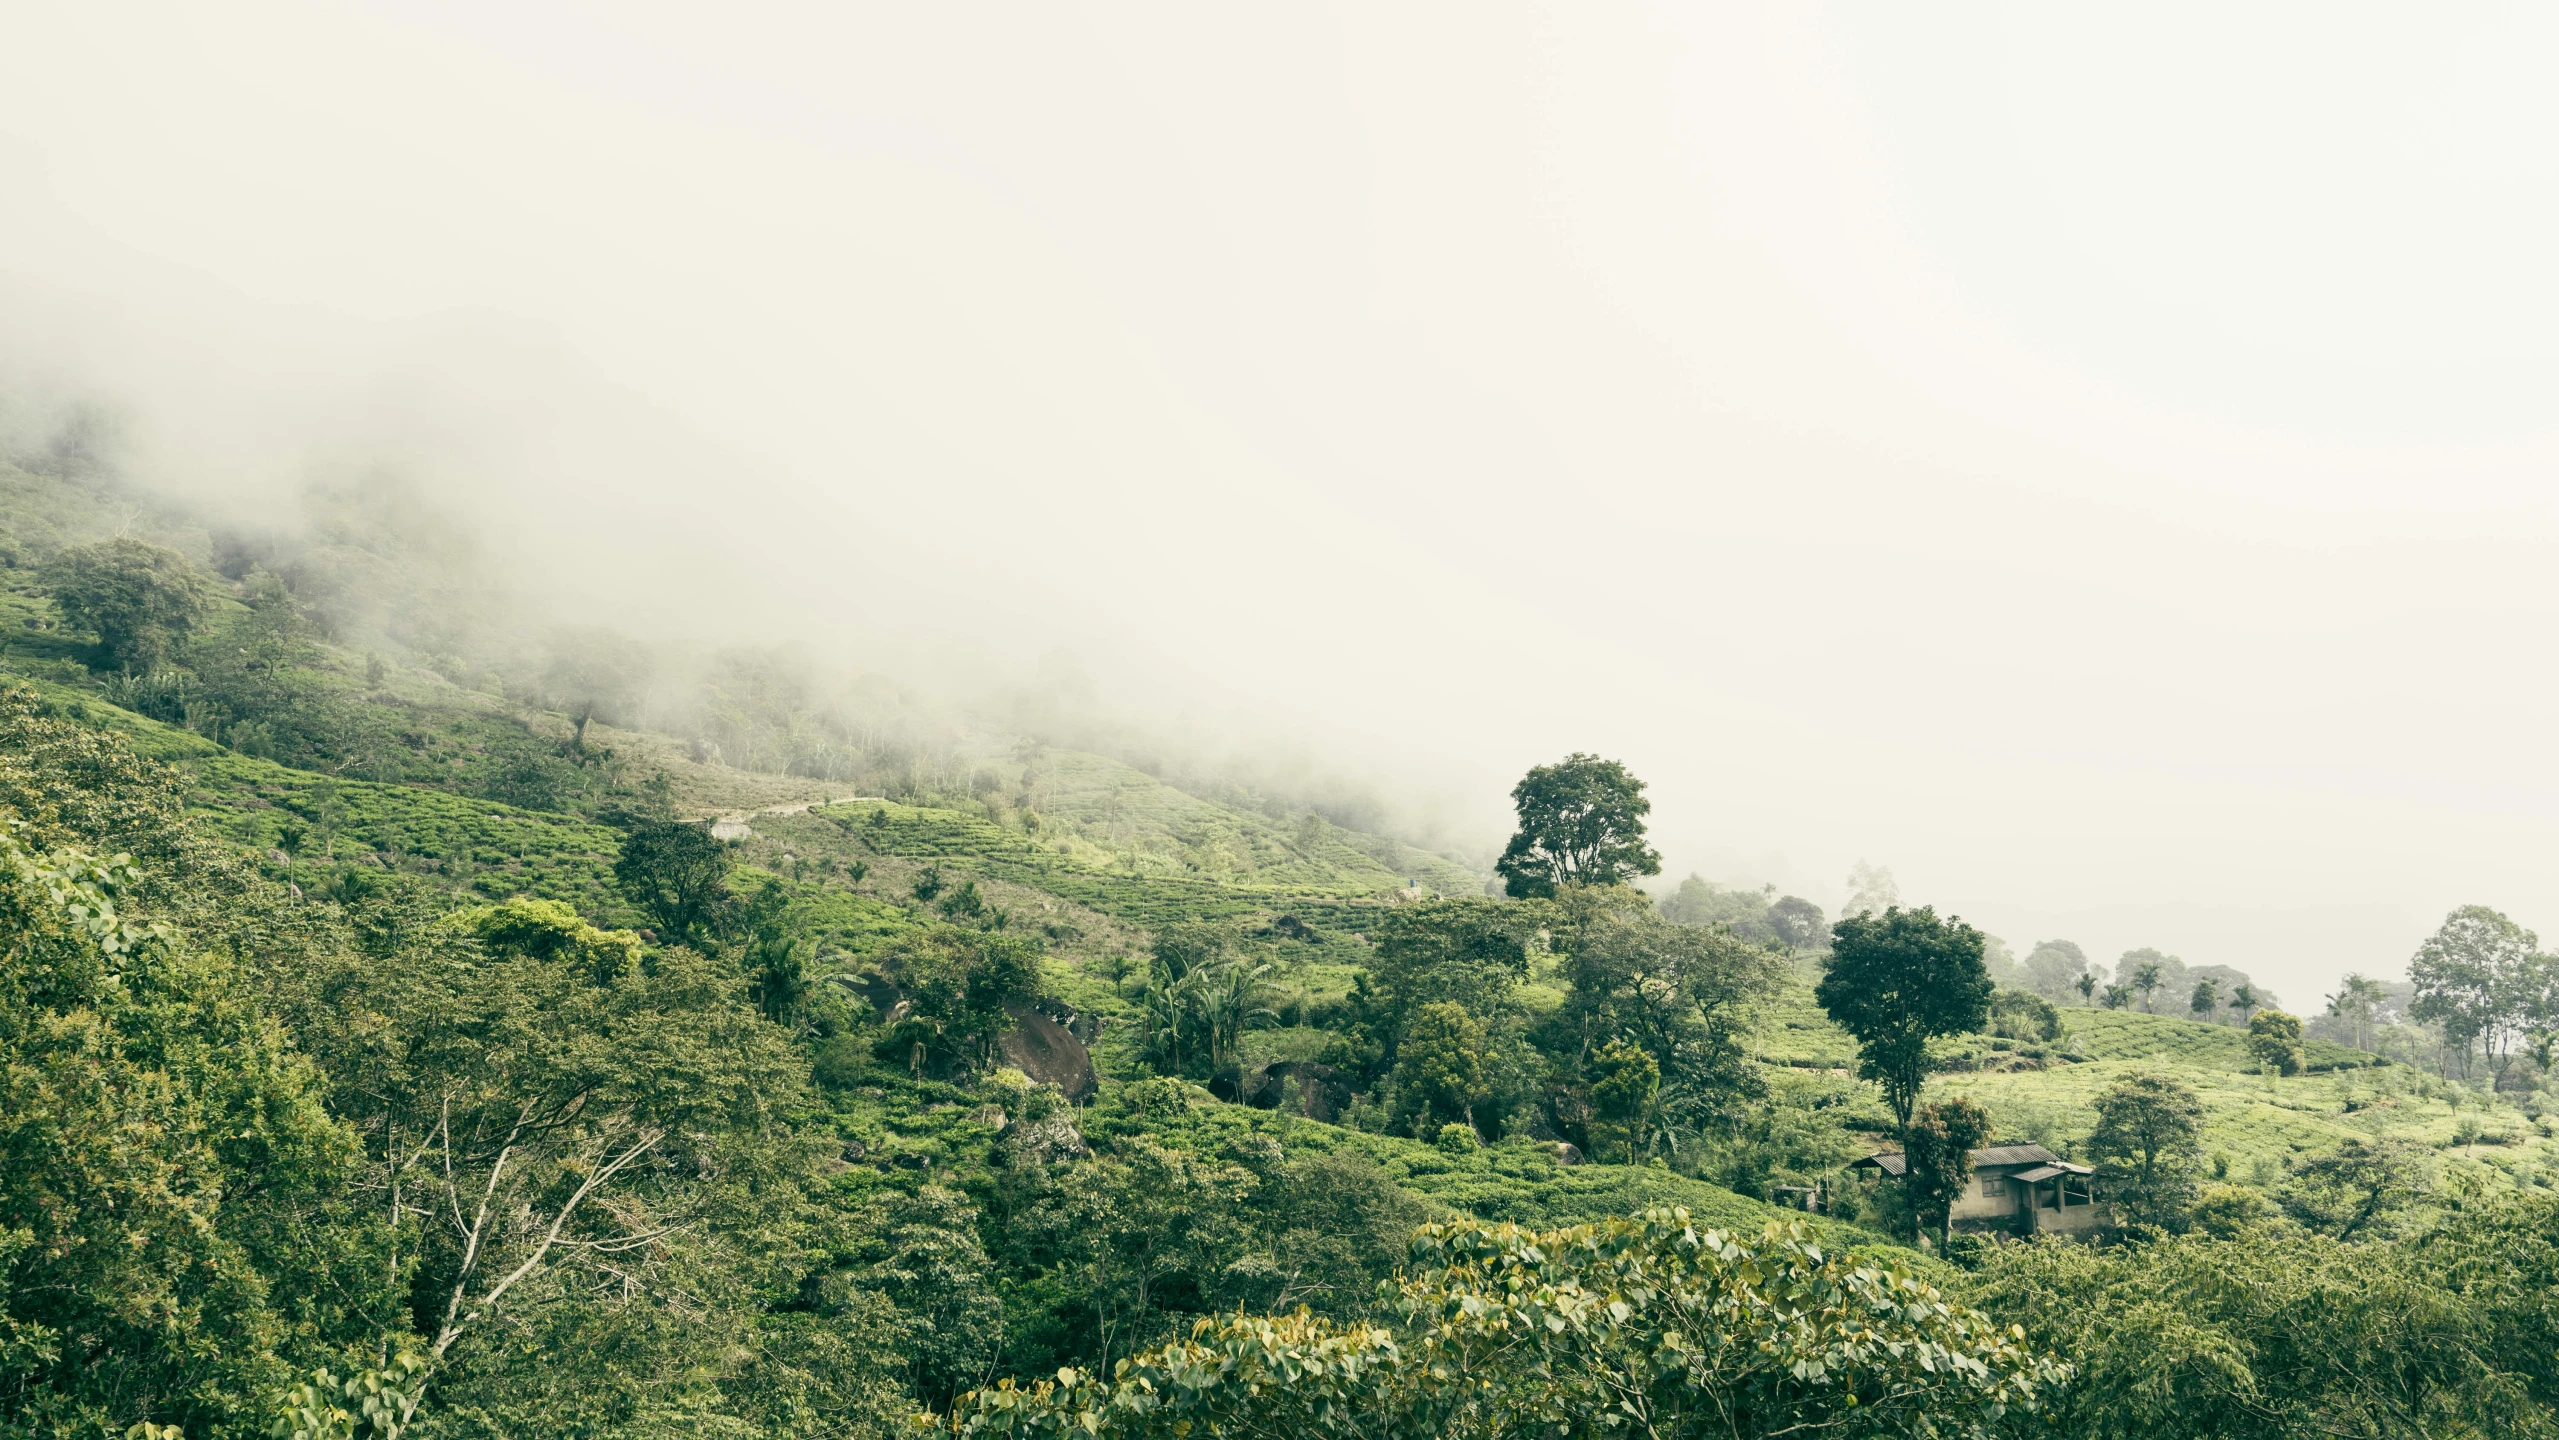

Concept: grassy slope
[[1752, 972, 2374, 1072], [1743, 974, 2557, 1209], [1030, 750, 1480, 896]]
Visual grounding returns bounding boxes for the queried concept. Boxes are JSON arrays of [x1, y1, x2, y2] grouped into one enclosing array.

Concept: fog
[[10, 3, 2559, 1008]]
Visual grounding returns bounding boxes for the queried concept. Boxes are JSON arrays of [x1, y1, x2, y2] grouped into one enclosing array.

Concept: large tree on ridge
[[1493, 752, 1662, 899]]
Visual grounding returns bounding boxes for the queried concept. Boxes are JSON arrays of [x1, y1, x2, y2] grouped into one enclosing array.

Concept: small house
[[1851, 1142, 2110, 1237]]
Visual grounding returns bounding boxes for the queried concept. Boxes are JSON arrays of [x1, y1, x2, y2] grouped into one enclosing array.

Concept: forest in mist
[[5, 398, 2559, 1440]]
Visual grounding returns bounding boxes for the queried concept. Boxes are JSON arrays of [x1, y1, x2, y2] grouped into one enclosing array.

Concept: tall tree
[[2324, 973, 2389, 1052], [2086, 1073, 2205, 1228], [2410, 905, 2538, 1085], [1766, 894, 1826, 951], [1815, 906, 1993, 1128], [2231, 980, 2261, 1026], [2023, 938, 2092, 1003], [310, 898, 806, 1364], [1585, 1038, 1660, 1162], [1492, 753, 1661, 899], [37, 537, 216, 671], [2130, 956, 2166, 1013], [1840, 860, 1898, 918], [2189, 977, 2221, 1024]]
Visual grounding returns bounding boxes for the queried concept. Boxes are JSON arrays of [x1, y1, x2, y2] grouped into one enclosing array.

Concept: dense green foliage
[[936, 1209, 2063, 1439]]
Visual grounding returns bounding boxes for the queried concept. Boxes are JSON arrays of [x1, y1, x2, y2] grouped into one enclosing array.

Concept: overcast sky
[[9, 3, 2559, 1008]]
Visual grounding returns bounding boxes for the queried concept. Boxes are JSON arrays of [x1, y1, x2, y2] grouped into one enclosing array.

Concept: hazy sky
[[9, 4, 2559, 1008]]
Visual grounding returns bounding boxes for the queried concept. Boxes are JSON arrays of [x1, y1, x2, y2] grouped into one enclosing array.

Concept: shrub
[[933, 1209, 2062, 1437]]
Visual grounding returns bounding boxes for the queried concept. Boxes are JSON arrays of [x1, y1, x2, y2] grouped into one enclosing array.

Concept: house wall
[[1948, 1166, 2111, 1235]]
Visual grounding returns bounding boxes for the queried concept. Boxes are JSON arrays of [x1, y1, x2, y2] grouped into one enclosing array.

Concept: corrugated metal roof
[[1852, 1143, 2074, 1176], [1970, 1144, 2061, 1167]]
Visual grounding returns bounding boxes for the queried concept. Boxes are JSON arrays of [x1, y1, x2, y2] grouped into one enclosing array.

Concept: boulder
[[1550, 1141, 1584, 1167], [1262, 1061, 1355, 1125], [843, 969, 1098, 1102], [998, 1000, 1097, 1102], [1209, 1065, 1283, 1109]]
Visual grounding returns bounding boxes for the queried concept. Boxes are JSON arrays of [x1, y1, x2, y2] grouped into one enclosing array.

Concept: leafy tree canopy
[[1493, 753, 1661, 899], [37, 537, 217, 671], [1815, 905, 1992, 1128], [1902, 1096, 1992, 1249], [2086, 1073, 2206, 1229], [612, 818, 737, 946]]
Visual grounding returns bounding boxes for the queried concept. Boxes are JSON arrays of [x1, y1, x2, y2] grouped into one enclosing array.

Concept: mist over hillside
[[19, 7, 2559, 1011], [13, 10, 2559, 1436]]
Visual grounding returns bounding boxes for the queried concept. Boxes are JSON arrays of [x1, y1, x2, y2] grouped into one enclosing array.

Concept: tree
[[880, 927, 1042, 1076], [741, 876, 811, 1025], [0, 825, 391, 1436], [1766, 894, 1825, 950], [1134, 925, 1278, 1078], [2325, 973, 2388, 1052], [1970, 1221, 2532, 1439], [1585, 1038, 1660, 1161], [1552, 904, 1781, 1146], [1362, 897, 1537, 1044], [1397, 1002, 1490, 1137], [1989, 988, 2062, 1042], [38, 537, 216, 671], [320, 898, 806, 1365], [1840, 860, 1898, 918], [2086, 1073, 2205, 1227], [2024, 938, 2091, 1003], [1189, 959, 1279, 1072], [2248, 1008, 2305, 1075], [2100, 982, 2131, 1010], [2075, 971, 2097, 1006], [612, 818, 736, 946], [1493, 753, 1661, 899], [2231, 980, 2260, 1026], [1902, 1096, 1993, 1249], [2130, 956, 2165, 1013], [2188, 977, 2221, 1024], [1815, 905, 1993, 1128], [2283, 1137, 2429, 1241], [2410, 905, 2538, 1084], [846, 1184, 1005, 1408]]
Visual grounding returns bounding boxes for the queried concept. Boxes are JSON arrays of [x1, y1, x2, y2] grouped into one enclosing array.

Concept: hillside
[[8, 446, 2559, 1439]]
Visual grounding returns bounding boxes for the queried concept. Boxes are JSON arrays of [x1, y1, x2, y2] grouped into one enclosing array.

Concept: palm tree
[[2133, 960, 2164, 1013], [1191, 961, 1280, 1071], [2190, 978, 2221, 1025], [2325, 974, 2389, 1052], [2075, 971, 2096, 1006], [2231, 982, 2259, 1027]]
